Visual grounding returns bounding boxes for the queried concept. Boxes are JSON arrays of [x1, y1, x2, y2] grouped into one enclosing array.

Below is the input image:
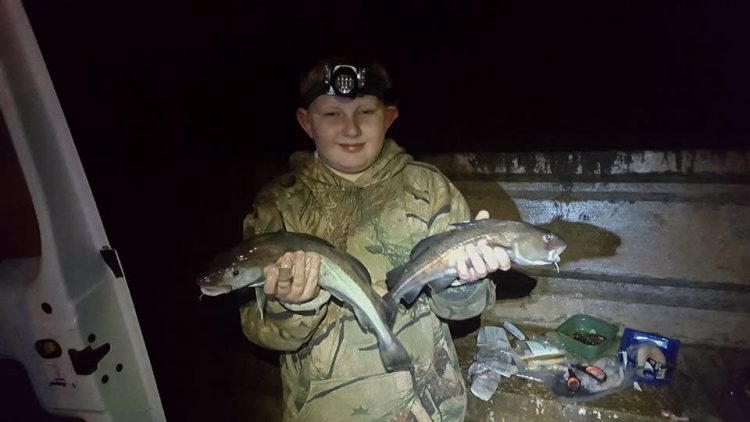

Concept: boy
[[240, 59, 510, 421]]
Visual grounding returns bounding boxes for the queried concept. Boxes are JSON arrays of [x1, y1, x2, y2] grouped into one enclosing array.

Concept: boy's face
[[297, 95, 398, 176]]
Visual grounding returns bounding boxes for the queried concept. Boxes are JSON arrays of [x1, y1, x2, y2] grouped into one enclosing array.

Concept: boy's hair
[[299, 58, 396, 108]]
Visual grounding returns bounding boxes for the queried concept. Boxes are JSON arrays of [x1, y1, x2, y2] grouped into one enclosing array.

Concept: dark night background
[[11, 0, 750, 420]]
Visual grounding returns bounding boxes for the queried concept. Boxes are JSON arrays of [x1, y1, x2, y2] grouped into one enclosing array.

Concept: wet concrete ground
[[457, 326, 750, 422], [179, 321, 749, 422]]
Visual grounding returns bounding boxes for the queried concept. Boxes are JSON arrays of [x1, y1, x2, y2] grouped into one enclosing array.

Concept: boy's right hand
[[263, 251, 322, 304]]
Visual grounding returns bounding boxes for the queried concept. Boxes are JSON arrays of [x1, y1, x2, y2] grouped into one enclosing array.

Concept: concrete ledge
[[419, 150, 750, 181], [534, 275, 750, 313], [485, 295, 750, 348]]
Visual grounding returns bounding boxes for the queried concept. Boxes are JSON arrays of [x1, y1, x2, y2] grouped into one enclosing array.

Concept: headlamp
[[325, 64, 366, 97], [301, 62, 392, 107]]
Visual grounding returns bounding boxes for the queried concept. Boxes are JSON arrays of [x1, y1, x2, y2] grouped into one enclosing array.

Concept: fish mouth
[[548, 248, 566, 273], [509, 249, 560, 266], [509, 252, 563, 272], [199, 285, 232, 296], [548, 247, 566, 263]]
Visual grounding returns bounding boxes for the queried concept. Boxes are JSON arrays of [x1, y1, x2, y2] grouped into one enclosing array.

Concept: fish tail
[[380, 337, 412, 372]]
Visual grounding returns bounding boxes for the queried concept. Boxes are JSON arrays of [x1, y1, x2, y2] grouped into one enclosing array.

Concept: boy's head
[[296, 59, 399, 179]]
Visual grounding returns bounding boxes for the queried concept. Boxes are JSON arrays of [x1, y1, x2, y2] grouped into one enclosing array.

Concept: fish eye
[[543, 233, 554, 243], [232, 269, 240, 277]]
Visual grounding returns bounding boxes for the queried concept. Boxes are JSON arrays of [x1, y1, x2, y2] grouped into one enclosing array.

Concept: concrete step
[[484, 290, 750, 348]]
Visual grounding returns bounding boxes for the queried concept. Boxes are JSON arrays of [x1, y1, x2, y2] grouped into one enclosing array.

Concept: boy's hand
[[451, 210, 511, 283], [263, 251, 322, 304]]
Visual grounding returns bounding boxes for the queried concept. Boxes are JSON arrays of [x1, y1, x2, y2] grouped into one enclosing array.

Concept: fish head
[[508, 229, 567, 267], [197, 246, 269, 296], [197, 265, 264, 296]]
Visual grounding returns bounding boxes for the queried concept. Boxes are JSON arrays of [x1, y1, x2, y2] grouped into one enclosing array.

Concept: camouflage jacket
[[240, 140, 495, 421]]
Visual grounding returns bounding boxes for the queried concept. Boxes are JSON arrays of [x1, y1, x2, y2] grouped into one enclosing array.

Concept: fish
[[385, 219, 567, 312], [197, 231, 412, 372]]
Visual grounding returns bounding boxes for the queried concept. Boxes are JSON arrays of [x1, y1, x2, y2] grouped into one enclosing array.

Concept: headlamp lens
[[334, 72, 355, 94], [331, 65, 361, 96]]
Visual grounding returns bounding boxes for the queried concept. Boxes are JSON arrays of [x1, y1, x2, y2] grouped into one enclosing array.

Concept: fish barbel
[[385, 219, 567, 311], [197, 231, 411, 372]]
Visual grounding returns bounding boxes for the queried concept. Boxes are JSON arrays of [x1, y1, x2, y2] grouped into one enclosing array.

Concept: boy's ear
[[383, 105, 399, 130], [296, 107, 313, 138]]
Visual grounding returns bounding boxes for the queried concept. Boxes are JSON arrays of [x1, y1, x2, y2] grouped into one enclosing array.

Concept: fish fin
[[255, 287, 267, 320], [410, 231, 453, 259], [386, 265, 426, 306], [428, 275, 460, 293], [400, 285, 425, 305], [450, 219, 487, 229], [247, 270, 266, 289], [385, 263, 407, 290], [277, 231, 337, 249], [379, 337, 412, 372], [382, 292, 399, 329]]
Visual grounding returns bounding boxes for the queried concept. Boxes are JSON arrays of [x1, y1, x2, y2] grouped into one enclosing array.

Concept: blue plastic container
[[619, 328, 680, 386]]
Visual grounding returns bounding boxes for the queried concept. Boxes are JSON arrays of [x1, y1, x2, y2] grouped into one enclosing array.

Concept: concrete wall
[[418, 150, 750, 348]]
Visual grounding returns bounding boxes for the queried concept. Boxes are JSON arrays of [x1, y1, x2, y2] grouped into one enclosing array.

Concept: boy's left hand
[[451, 210, 511, 283]]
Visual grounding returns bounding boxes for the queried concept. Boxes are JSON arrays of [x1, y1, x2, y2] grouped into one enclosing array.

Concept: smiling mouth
[[339, 143, 365, 152]]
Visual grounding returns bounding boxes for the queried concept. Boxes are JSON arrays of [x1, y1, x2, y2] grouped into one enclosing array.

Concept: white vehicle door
[[0, 0, 166, 420]]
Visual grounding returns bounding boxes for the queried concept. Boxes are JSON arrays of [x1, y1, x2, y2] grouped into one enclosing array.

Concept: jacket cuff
[[428, 279, 496, 320]]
